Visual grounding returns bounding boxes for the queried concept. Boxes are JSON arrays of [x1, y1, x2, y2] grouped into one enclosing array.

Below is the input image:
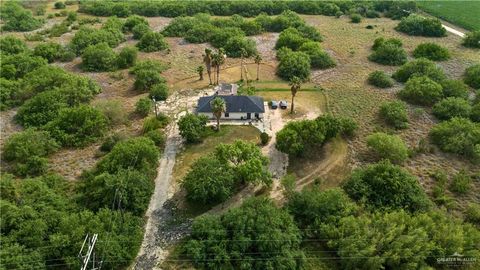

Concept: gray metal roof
[[197, 95, 265, 113]]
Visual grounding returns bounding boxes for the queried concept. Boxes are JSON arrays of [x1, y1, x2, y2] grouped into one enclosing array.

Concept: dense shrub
[[276, 51, 311, 81], [185, 23, 216, 43], [430, 117, 480, 160], [54, 1, 66, 9], [260, 132, 269, 145], [399, 76, 443, 106], [149, 83, 169, 101], [123, 15, 148, 32], [129, 60, 169, 75], [0, 53, 48, 80], [366, 132, 409, 164], [413, 43, 450, 61], [296, 24, 323, 42], [161, 16, 197, 37], [3, 129, 59, 176], [464, 64, 480, 89], [224, 36, 257, 58], [0, 79, 19, 110], [450, 170, 472, 194], [393, 58, 446, 83], [395, 14, 446, 37], [97, 137, 159, 174], [15, 91, 67, 127], [0, 35, 29, 55], [298, 41, 335, 69], [471, 103, 480, 122], [0, 2, 43, 31], [135, 97, 152, 117], [183, 198, 304, 269], [144, 129, 165, 147], [116, 46, 138, 69], [33, 42, 65, 63], [136, 31, 168, 52], [134, 70, 165, 91], [371, 37, 403, 51], [45, 105, 108, 147], [343, 161, 430, 212], [100, 133, 125, 152], [132, 23, 150, 39], [462, 31, 480, 49], [441, 79, 470, 99], [209, 27, 245, 48], [178, 113, 208, 143], [93, 100, 127, 126], [466, 203, 480, 224], [81, 43, 117, 71], [350, 13, 362, 23], [379, 100, 409, 129], [368, 42, 407, 66], [275, 27, 307, 50], [240, 20, 263, 35], [69, 27, 121, 55], [368, 70, 394, 88], [432, 97, 472, 120]]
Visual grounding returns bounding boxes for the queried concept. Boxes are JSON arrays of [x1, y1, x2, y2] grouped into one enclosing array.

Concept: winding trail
[[442, 24, 465, 38]]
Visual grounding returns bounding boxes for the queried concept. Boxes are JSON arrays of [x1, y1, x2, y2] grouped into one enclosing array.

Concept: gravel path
[[443, 24, 465, 38]]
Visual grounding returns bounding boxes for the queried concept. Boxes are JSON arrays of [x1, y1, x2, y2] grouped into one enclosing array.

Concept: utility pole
[[152, 97, 158, 117], [78, 234, 101, 270]]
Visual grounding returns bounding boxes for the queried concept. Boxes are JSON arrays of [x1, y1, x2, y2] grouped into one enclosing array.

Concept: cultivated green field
[[418, 0, 480, 31]]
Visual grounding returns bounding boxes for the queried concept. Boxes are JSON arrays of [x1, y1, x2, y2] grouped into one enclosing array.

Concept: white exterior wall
[[198, 112, 263, 120]]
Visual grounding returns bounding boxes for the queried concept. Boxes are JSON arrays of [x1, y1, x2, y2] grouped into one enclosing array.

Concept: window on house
[[225, 112, 229, 117]]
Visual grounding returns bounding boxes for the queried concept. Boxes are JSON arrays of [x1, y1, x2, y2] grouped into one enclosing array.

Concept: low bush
[[298, 41, 335, 69], [466, 203, 480, 224], [413, 43, 450, 61], [368, 70, 394, 88], [0, 79, 18, 110], [0, 35, 29, 55], [93, 100, 127, 126], [209, 27, 245, 48], [46, 105, 108, 147], [123, 15, 148, 32], [0, 53, 48, 80], [134, 70, 165, 91], [144, 129, 165, 147], [149, 83, 169, 101], [178, 113, 208, 143], [379, 100, 409, 129], [368, 42, 407, 66], [136, 31, 168, 52], [430, 117, 480, 160], [372, 37, 403, 51], [116, 46, 138, 69], [54, 2, 66, 9], [450, 170, 472, 194], [432, 98, 472, 121], [395, 14, 446, 37], [440, 79, 470, 99], [142, 116, 168, 134], [366, 132, 409, 164], [69, 26, 123, 55], [260, 132, 270, 145], [350, 13, 362, 23], [33, 42, 64, 63], [464, 64, 480, 89], [100, 133, 125, 152], [81, 43, 117, 71], [471, 104, 480, 122], [399, 76, 443, 106], [393, 58, 446, 83], [462, 31, 480, 49], [135, 97, 152, 117], [129, 60, 168, 75], [0, 2, 43, 32], [275, 27, 307, 50], [132, 23, 150, 39], [185, 23, 216, 43]]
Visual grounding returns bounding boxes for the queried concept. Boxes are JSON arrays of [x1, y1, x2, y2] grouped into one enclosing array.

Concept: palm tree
[[254, 54, 262, 81], [196, 65, 204, 80], [212, 48, 226, 85], [203, 48, 212, 85], [210, 96, 226, 131], [289, 76, 301, 114], [240, 48, 247, 81]]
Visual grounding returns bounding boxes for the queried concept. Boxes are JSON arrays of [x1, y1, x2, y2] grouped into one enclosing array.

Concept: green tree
[[276, 50, 311, 81], [368, 43, 407, 66], [178, 113, 208, 143], [366, 132, 409, 163], [69, 26, 123, 55], [81, 42, 118, 71], [0, 2, 43, 31], [132, 23, 150, 39], [254, 54, 262, 80], [462, 30, 480, 49], [46, 105, 108, 147], [395, 14, 446, 37], [196, 65, 204, 80], [275, 27, 307, 50], [343, 161, 430, 212], [182, 155, 235, 204], [135, 97, 152, 117], [123, 15, 148, 32], [399, 76, 443, 106], [183, 197, 305, 270], [33, 42, 64, 63], [15, 90, 68, 127], [0, 53, 48, 80], [379, 100, 409, 129], [432, 97, 472, 120], [0, 79, 19, 110], [210, 96, 225, 131], [224, 36, 257, 58], [134, 70, 165, 91], [350, 13, 362, 23], [441, 79, 470, 99], [136, 31, 168, 52]]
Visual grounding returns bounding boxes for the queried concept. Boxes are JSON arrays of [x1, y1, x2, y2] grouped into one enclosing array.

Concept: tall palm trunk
[[240, 56, 244, 81], [291, 94, 295, 114], [216, 64, 220, 85], [206, 65, 212, 84], [256, 63, 260, 81]]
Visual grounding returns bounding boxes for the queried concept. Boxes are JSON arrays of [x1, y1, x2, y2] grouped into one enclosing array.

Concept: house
[[214, 83, 238, 96], [197, 95, 265, 120]]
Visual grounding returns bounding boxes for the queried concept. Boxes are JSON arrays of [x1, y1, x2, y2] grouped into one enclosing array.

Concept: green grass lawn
[[418, 0, 480, 31]]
